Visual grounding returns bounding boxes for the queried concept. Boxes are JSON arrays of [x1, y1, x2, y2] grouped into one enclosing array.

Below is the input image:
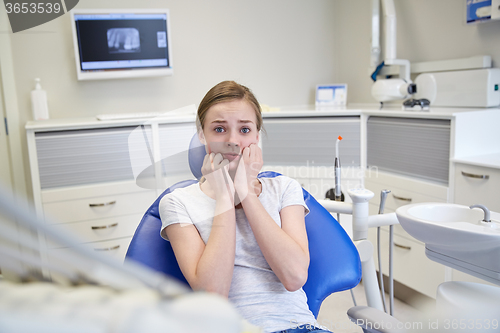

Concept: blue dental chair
[[125, 135, 362, 318]]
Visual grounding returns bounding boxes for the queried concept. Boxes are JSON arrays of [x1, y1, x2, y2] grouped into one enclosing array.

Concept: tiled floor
[[316, 283, 428, 333]]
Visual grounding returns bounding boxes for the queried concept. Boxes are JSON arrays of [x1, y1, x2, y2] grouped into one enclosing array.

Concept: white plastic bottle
[[31, 78, 49, 120]]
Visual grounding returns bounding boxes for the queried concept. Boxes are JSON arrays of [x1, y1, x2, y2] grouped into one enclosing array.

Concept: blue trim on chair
[[125, 179, 198, 286], [257, 172, 362, 317], [301, 189, 361, 317]]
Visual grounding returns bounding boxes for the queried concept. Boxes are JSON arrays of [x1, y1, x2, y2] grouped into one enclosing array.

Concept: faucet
[[470, 204, 491, 222]]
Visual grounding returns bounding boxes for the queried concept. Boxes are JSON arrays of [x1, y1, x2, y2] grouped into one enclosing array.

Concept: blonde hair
[[197, 81, 263, 132]]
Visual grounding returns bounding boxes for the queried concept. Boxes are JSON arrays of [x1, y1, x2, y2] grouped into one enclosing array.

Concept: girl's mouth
[[223, 153, 240, 161]]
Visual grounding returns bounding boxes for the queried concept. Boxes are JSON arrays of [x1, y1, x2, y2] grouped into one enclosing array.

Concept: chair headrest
[[188, 133, 205, 181]]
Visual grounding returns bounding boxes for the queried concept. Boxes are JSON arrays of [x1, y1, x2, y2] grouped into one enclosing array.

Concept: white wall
[[4, 0, 500, 199], [10, 0, 337, 120], [3, 0, 337, 198], [333, 0, 500, 104]]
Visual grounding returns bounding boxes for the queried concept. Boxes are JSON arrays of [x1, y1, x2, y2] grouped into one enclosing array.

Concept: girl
[[159, 81, 332, 333]]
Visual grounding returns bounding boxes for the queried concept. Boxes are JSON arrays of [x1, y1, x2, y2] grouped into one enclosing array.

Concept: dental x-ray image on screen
[[71, 9, 173, 80], [107, 28, 141, 53]]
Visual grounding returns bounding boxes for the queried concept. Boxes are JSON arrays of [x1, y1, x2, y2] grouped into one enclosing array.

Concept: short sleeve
[[159, 191, 194, 241], [280, 177, 310, 217]]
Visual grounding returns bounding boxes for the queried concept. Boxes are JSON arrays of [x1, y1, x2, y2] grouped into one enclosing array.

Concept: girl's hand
[[234, 144, 263, 202], [201, 153, 235, 202]]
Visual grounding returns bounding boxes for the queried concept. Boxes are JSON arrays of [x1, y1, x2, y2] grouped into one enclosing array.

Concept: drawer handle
[[89, 201, 116, 207], [461, 171, 489, 180], [394, 243, 411, 250], [392, 194, 412, 202], [94, 245, 120, 251], [91, 223, 118, 230]]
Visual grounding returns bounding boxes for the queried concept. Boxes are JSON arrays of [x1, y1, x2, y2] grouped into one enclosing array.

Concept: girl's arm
[[165, 205, 235, 296], [235, 145, 309, 291], [241, 195, 310, 292], [165, 153, 236, 297]]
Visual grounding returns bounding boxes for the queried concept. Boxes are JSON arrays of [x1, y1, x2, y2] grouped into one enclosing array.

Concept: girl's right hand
[[201, 153, 235, 202]]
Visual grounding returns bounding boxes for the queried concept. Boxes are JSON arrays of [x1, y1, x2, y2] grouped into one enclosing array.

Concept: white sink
[[396, 203, 500, 285]]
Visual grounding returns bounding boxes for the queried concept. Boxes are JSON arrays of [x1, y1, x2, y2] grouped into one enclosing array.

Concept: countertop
[[453, 153, 500, 169], [261, 104, 495, 119], [26, 104, 499, 131], [25, 104, 500, 169]]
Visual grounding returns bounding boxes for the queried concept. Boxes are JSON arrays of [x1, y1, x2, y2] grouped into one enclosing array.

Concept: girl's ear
[[198, 130, 206, 145]]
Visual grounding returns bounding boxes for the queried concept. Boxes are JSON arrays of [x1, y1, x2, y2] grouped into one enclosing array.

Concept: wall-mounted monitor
[[70, 9, 172, 80]]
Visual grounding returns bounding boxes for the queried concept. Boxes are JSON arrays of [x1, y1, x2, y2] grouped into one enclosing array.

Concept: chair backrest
[[126, 135, 361, 318]]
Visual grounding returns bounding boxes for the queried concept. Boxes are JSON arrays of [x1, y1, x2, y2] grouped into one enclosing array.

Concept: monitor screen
[[71, 9, 173, 80]]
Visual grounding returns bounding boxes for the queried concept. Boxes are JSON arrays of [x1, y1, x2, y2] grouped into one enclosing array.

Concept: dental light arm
[[371, 0, 415, 103], [371, 0, 381, 68]]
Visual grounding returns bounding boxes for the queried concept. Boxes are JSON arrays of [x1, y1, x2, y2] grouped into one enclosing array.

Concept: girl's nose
[[226, 141, 239, 152], [227, 131, 239, 147]]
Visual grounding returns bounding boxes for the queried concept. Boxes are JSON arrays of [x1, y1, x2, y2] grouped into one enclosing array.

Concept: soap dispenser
[[31, 78, 49, 120]]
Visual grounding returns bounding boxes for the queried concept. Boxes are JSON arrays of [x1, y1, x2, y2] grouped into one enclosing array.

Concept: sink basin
[[396, 203, 500, 285]]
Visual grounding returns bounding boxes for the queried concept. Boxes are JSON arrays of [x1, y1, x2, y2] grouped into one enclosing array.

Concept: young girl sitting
[[159, 81, 332, 333]]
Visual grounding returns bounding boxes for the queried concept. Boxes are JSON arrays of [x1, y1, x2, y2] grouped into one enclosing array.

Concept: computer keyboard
[[96, 105, 196, 120]]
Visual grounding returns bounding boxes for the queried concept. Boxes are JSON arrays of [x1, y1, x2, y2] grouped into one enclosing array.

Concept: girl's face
[[200, 99, 260, 169]]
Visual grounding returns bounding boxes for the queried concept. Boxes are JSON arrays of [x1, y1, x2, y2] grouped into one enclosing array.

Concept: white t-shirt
[[159, 175, 317, 333]]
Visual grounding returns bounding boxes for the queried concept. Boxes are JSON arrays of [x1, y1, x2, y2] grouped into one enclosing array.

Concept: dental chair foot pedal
[[347, 306, 407, 333]]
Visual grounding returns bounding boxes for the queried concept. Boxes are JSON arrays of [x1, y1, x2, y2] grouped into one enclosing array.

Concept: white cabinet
[[261, 115, 363, 235], [26, 118, 197, 267], [261, 115, 362, 197], [365, 170, 448, 298], [262, 116, 361, 168], [41, 181, 156, 261], [451, 160, 500, 286], [364, 115, 452, 298], [454, 163, 500, 212], [369, 227, 446, 299]]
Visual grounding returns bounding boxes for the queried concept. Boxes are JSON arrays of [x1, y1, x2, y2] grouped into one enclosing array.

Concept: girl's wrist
[[215, 195, 235, 212]]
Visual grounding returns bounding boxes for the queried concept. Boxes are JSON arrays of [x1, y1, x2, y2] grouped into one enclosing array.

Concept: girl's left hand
[[234, 144, 263, 201]]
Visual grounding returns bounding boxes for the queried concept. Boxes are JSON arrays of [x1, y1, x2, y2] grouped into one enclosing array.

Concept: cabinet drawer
[[46, 214, 142, 248], [454, 163, 500, 212], [47, 237, 132, 266], [368, 227, 446, 299], [43, 191, 155, 224], [366, 179, 447, 211], [365, 170, 448, 208], [41, 180, 152, 203], [365, 171, 448, 242]]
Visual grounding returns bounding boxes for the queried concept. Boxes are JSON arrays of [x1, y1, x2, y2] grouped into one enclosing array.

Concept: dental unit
[[319, 133, 402, 329], [320, 128, 500, 332]]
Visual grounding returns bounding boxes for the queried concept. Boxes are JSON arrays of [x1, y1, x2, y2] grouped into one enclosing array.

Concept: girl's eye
[[215, 127, 225, 133], [241, 127, 250, 134]]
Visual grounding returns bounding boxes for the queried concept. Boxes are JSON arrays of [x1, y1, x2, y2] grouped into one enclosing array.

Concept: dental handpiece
[[334, 157, 341, 201], [378, 189, 391, 214], [334, 136, 343, 202]]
